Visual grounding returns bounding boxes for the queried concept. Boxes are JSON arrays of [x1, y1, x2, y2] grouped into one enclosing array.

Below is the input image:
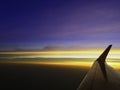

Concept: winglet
[[97, 45, 112, 62], [96, 45, 112, 81]]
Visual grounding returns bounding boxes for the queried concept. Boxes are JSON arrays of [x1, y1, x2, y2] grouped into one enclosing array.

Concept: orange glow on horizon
[[0, 48, 120, 70], [0, 48, 120, 55], [0, 49, 120, 59], [1, 60, 120, 70]]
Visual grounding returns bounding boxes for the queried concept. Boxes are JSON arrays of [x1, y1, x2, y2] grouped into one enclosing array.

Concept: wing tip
[[109, 44, 112, 48], [96, 44, 112, 81], [97, 44, 112, 62]]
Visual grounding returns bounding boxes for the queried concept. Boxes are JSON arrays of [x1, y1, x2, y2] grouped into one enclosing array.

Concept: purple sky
[[0, 0, 120, 50]]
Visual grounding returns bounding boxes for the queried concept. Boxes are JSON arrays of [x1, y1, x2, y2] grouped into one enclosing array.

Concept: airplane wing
[[77, 45, 120, 90]]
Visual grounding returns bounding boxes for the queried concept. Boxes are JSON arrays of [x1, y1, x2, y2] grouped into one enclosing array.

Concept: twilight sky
[[0, 0, 120, 51]]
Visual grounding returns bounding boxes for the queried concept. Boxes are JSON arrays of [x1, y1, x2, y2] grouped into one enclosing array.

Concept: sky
[[0, 0, 120, 51]]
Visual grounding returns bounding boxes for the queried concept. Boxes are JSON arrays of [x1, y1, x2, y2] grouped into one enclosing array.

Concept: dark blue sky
[[0, 0, 120, 50]]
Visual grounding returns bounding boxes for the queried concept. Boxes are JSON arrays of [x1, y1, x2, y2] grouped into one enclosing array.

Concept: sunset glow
[[1, 48, 120, 59], [1, 59, 120, 70]]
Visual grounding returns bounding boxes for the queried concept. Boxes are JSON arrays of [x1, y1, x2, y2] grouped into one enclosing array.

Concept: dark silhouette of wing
[[77, 45, 120, 90], [96, 45, 112, 81]]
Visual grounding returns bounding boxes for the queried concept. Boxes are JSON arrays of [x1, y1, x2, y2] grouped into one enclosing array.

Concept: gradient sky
[[0, 0, 120, 51]]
